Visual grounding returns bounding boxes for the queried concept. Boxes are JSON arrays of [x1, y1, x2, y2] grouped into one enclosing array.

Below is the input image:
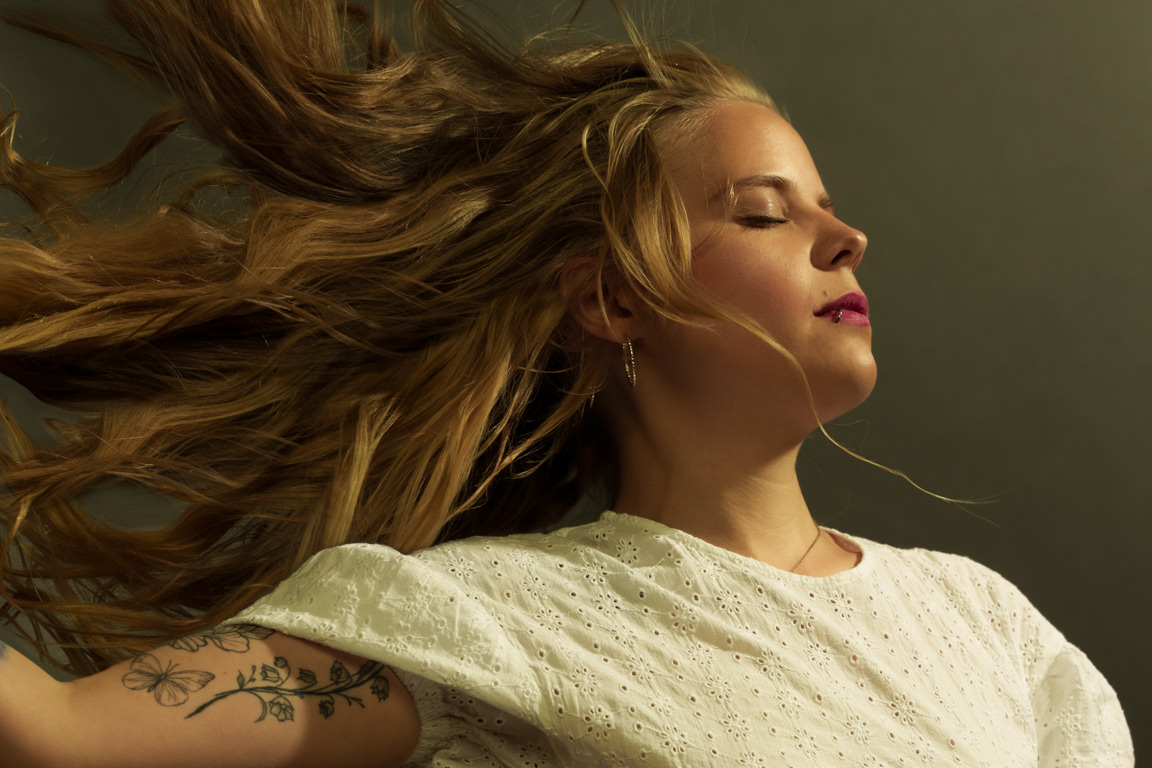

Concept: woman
[[0, 1, 1131, 765]]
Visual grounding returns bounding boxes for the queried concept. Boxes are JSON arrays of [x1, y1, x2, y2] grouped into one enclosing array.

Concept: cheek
[[691, 252, 810, 335]]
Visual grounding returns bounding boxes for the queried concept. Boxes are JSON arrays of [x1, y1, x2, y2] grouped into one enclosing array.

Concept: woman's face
[[646, 101, 876, 438]]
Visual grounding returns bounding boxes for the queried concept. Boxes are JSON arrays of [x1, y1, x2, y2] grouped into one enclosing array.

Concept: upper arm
[[29, 626, 420, 768]]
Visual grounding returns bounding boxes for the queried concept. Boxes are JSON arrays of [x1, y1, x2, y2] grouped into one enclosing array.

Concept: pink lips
[[816, 292, 870, 327]]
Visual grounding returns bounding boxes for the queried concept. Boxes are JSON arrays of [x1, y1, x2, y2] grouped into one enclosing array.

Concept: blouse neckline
[[594, 510, 876, 584]]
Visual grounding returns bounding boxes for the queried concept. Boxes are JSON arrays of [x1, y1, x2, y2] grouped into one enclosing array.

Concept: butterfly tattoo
[[121, 653, 216, 706]]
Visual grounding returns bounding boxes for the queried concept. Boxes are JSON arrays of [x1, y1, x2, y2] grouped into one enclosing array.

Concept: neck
[[599, 373, 860, 576], [610, 413, 844, 571]]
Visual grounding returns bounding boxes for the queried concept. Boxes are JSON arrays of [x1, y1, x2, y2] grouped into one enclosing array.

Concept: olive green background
[[1, 0, 1147, 749]]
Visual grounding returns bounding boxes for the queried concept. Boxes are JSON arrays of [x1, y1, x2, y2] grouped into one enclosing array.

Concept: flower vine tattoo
[[121, 623, 392, 722], [160, 623, 274, 654], [186, 656, 390, 722]]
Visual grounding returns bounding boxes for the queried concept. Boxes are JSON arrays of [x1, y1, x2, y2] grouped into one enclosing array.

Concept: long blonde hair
[[0, 0, 773, 673]]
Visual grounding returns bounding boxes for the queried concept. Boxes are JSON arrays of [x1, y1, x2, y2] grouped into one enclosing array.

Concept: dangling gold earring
[[622, 336, 637, 388]]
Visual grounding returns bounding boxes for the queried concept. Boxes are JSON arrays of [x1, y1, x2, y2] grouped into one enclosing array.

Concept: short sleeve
[[225, 543, 542, 707], [910, 549, 1133, 766], [1032, 643, 1133, 767], [391, 669, 454, 765], [225, 543, 559, 762]]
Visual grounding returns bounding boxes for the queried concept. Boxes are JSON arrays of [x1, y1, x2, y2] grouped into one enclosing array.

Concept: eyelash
[[741, 215, 789, 229]]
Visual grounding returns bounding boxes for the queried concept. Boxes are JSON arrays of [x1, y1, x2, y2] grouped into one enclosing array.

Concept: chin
[[815, 359, 878, 424]]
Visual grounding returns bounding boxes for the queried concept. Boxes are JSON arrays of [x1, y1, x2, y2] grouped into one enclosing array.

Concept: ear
[[561, 259, 646, 343]]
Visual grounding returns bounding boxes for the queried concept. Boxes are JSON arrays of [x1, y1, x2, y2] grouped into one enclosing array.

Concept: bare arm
[[0, 627, 420, 768]]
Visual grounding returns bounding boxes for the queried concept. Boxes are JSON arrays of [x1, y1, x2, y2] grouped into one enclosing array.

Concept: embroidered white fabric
[[229, 512, 1132, 766]]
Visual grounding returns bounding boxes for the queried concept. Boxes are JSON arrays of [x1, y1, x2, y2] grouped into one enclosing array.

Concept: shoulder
[[850, 531, 1033, 605], [848, 534, 1132, 758], [407, 512, 649, 575], [227, 517, 628, 646], [237, 518, 607, 597], [846, 532, 1073, 667]]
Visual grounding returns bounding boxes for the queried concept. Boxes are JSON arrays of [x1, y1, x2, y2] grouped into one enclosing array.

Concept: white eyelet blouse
[[230, 512, 1132, 767]]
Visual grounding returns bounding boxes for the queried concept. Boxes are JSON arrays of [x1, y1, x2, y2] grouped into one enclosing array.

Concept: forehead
[[662, 101, 821, 198]]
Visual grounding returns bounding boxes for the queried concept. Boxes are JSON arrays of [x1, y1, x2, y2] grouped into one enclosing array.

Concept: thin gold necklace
[[789, 526, 822, 573]]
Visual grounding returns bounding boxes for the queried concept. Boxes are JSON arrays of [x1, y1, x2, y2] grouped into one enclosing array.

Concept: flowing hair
[[0, 0, 774, 673]]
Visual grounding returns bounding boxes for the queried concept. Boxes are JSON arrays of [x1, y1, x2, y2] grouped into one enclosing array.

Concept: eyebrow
[[720, 174, 836, 214]]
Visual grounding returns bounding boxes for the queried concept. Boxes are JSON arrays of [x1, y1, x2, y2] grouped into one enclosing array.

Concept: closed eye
[[741, 215, 789, 229]]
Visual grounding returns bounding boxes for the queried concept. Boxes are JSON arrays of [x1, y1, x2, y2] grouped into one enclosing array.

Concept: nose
[[822, 217, 867, 271]]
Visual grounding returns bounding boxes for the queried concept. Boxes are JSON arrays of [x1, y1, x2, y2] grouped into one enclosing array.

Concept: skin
[[0, 628, 420, 768], [573, 101, 874, 574]]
